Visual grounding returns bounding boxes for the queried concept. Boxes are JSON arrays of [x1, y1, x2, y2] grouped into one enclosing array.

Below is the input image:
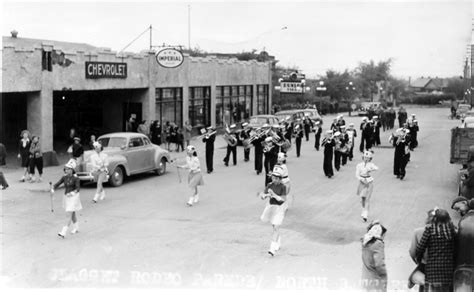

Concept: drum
[[243, 139, 253, 149], [281, 139, 291, 151]]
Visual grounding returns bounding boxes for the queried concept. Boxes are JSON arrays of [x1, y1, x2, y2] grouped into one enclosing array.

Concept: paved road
[[1, 106, 462, 291]]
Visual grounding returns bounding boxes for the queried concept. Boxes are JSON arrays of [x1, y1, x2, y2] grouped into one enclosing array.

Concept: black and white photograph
[[1, 0, 474, 291]]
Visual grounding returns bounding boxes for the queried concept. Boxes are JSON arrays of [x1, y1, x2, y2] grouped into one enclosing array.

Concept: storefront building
[[1, 35, 272, 165]]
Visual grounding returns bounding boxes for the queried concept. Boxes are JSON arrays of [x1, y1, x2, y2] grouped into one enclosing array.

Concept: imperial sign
[[156, 48, 184, 68], [280, 82, 303, 93]]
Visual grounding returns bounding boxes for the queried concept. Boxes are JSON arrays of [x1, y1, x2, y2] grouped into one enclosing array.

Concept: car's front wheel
[[109, 166, 124, 187], [155, 157, 167, 176]]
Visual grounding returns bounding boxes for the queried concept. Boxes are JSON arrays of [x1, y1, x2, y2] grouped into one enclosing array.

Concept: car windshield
[[249, 117, 268, 124], [98, 137, 127, 148], [459, 105, 470, 110]]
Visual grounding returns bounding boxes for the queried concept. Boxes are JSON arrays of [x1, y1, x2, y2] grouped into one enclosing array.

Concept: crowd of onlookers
[[125, 114, 192, 152]]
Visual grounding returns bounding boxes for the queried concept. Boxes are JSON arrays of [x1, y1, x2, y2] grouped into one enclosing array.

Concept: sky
[[1, 0, 472, 79]]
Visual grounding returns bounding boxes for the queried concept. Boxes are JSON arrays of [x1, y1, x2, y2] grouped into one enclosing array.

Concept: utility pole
[[188, 5, 191, 50], [149, 24, 152, 51]]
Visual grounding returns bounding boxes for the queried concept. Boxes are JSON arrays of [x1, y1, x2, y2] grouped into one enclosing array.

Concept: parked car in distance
[[358, 102, 381, 116], [76, 133, 171, 187], [457, 104, 472, 119], [247, 114, 280, 129], [462, 117, 474, 128], [300, 108, 323, 124], [274, 110, 306, 124]]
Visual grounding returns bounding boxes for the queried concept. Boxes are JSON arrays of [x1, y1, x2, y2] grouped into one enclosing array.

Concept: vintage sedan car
[[247, 114, 280, 129], [76, 133, 171, 187], [457, 104, 472, 119], [274, 110, 306, 124]]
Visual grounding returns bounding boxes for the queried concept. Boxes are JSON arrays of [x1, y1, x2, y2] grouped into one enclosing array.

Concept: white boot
[[361, 210, 368, 222], [93, 192, 100, 203], [187, 197, 194, 206], [99, 190, 105, 200], [193, 194, 199, 204], [20, 175, 25, 182], [276, 237, 281, 251], [70, 222, 79, 234], [268, 241, 278, 256], [58, 226, 68, 238]]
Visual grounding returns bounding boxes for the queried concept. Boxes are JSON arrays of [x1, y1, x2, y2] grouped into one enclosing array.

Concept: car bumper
[[76, 172, 96, 182]]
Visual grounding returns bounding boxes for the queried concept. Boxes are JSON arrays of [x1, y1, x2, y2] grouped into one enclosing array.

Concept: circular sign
[[351, 103, 357, 110], [155, 48, 184, 68]]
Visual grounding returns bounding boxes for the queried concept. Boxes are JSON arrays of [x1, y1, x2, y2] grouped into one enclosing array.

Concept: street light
[[316, 81, 327, 114]]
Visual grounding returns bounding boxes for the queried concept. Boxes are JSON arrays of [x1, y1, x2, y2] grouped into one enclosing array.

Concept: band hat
[[230, 124, 236, 129], [265, 137, 273, 142], [340, 125, 346, 129], [334, 131, 341, 136], [373, 116, 379, 119], [241, 122, 249, 127], [304, 113, 309, 117], [337, 114, 343, 119], [73, 137, 81, 141], [271, 166, 284, 177], [93, 141, 102, 149], [315, 121, 321, 125], [362, 117, 368, 121], [363, 150, 374, 159], [451, 196, 468, 209], [64, 159, 77, 170], [326, 130, 333, 134], [262, 123, 270, 128]]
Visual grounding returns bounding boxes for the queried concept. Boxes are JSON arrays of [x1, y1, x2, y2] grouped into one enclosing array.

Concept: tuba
[[223, 132, 237, 147]]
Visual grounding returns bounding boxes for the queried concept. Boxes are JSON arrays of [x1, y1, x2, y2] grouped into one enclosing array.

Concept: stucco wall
[[2, 47, 43, 92]]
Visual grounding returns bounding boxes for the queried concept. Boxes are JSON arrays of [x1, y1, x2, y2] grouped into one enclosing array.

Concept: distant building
[[409, 77, 448, 93]]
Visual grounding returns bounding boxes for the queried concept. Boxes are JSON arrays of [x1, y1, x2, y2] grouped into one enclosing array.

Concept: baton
[[176, 164, 182, 183], [49, 182, 54, 212]]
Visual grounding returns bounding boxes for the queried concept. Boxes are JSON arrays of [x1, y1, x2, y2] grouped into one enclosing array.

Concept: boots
[[268, 241, 278, 256], [276, 237, 281, 251], [70, 222, 79, 234], [187, 197, 194, 206], [58, 226, 68, 238], [99, 190, 105, 200], [361, 210, 368, 222], [193, 194, 199, 204], [92, 192, 100, 203]]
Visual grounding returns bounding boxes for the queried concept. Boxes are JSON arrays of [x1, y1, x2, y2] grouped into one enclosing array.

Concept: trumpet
[[198, 130, 216, 140], [248, 127, 267, 143]]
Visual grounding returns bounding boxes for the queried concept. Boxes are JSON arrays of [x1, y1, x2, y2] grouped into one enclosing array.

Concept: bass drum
[[281, 139, 291, 151], [242, 139, 253, 149]]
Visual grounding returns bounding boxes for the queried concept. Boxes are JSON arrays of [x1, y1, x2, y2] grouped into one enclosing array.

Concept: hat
[[277, 152, 286, 161], [230, 124, 236, 129], [304, 113, 309, 117], [326, 130, 333, 134], [200, 128, 207, 135], [265, 137, 273, 142], [315, 121, 321, 125], [337, 114, 343, 119], [451, 196, 468, 209], [340, 125, 346, 129], [64, 159, 77, 170], [262, 123, 270, 128], [362, 117, 368, 121], [412, 114, 416, 116], [363, 150, 373, 159], [349, 123, 354, 127], [242, 122, 249, 127], [93, 141, 102, 149], [334, 131, 341, 137], [186, 145, 196, 153], [20, 130, 30, 137], [296, 118, 301, 122], [73, 137, 81, 142], [271, 166, 284, 177], [373, 116, 378, 119]]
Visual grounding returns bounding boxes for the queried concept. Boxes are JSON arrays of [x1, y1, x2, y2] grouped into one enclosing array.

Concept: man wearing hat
[[313, 121, 322, 151], [202, 126, 215, 174], [303, 114, 313, 141], [347, 123, 357, 161], [337, 114, 346, 128], [223, 124, 238, 167], [322, 130, 335, 178], [360, 117, 373, 153], [293, 119, 304, 157], [372, 116, 382, 147], [239, 122, 251, 162], [71, 137, 84, 169]]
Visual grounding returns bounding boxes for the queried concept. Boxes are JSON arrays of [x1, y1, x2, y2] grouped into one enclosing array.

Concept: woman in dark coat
[[322, 130, 335, 178], [18, 130, 31, 182], [391, 129, 410, 180]]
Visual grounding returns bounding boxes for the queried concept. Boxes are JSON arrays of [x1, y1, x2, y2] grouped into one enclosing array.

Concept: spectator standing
[[176, 127, 185, 152], [361, 220, 388, 292], [88, 135, 96, 150], [71, 137, 84, 169], [18, 130, 32, 182], [137, 120, 149, 136], [29, 135, 43, 183], [0, 142, 6, 166], [125, 114, 137, 132], [150, 121, 162, 145], [415, 209, 456, 292]]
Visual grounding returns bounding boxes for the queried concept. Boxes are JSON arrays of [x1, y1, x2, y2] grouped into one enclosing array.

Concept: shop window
[[215, 85, 253, 126], [155, 88, 183, 128], [257, 84, 269, 115], [189, 87, 210, 129]]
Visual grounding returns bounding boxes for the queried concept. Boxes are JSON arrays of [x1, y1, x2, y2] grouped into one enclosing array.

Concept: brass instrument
[[248, 127, 268, 144], [292, 124, 303, 138], [198, 130, 216, 140], [223, 132, 237, 147]]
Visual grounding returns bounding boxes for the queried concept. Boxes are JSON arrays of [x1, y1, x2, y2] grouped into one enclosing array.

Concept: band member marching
[[178, 145, 204, 206], [313, 121, 322, 151], [322, 130, 336, 178], [339, 126, 350, 166], [360, 117, 373, 152], [258, 167, 288, 256], [263, 136, 279, 186], [223, 124, 238, 166], [202, 126, 216, 174], [390, 128, 411, 180], [293, 119, 304, 158], [91, 141, 109, 203], [407, 116, 419, 150], [240, 122, 251, 162], [346, 123, 357, 161], [51, 159, 82, 238], [333, 131, 344, 171], [356, 150, 378, 222], [252, 125, 267, 175], [303, 114, 313, 141], [372, 116, 382, 147]]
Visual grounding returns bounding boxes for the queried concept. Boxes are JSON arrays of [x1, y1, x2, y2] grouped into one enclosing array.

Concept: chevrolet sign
[[156, 48, 184, 68]]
